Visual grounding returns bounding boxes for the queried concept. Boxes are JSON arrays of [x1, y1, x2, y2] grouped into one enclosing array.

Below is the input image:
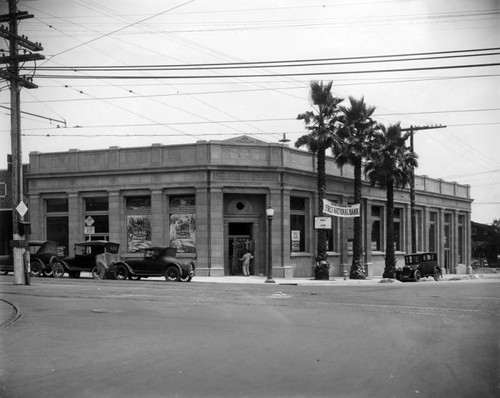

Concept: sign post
[[85, 216, 95, 241]]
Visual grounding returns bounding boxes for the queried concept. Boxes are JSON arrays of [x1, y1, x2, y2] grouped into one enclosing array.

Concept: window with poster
[[290, 197, 307, 252], [126, 196, 151, 253], [169, 195, 196, 254]]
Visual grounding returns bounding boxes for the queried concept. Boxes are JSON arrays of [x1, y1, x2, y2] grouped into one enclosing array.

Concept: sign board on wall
[[314, 216, 332, 229]]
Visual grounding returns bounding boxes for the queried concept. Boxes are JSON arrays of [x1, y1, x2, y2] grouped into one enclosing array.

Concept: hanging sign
[[323, 199, 360, 218]]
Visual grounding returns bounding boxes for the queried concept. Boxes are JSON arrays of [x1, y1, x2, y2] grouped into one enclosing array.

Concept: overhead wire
[[35, 62, 500, 80], [28, 47, 500, 71]]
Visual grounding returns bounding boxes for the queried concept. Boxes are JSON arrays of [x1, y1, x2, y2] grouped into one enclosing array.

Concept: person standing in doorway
[[240, 251, 254, 276]]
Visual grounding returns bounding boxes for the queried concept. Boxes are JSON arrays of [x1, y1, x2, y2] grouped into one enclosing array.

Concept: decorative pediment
[[220, 135, 267, 145]]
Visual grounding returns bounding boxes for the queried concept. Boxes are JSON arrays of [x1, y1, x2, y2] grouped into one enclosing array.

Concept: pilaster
[[150, 189, 164, 246], [28, 194, 42, 239], [108, 191, 121, 245], [68, 193, 80, 255]]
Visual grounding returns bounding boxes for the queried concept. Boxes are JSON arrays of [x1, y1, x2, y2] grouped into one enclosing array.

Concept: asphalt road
[[0, 276, 499, 398]]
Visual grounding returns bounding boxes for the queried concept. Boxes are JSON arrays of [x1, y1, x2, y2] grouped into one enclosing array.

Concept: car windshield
[[405, 255, 421, 265]]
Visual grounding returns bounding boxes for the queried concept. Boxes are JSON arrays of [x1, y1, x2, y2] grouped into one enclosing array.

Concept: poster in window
[[170, 214, 196, 253], [127, 215, 152, 252], [291, 230, 301, 252]]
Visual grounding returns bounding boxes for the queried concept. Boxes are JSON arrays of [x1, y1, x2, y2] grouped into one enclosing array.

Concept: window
[[46, 198, 68, 213], [323, 200, 338, 253], [415, 209, 423, 252], [0, 182, 6, 197], [169, 195, 196, 254], [84, 197, 109, 241], [126, 196, 151, 252], [394, 208, 402, 251], [429, 212, 437, 252], [290, 197, 307, 252], [458, 215, 465, 263], [46, 198, 68, 255], [371, 206, 382, 251], [444, 214, 451, 249]]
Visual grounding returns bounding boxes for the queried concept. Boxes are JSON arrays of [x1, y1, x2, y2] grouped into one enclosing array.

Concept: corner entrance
[[227, 223, 254, 275]]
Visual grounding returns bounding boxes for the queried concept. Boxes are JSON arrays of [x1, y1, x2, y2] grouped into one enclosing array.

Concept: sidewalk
[[192, 272, 500, 286]]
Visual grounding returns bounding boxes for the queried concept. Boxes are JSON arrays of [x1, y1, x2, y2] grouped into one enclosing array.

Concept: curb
[[0, 298, 21, 330]]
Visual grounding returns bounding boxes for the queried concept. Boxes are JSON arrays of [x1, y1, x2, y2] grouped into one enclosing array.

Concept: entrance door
[[227, 223, 254, 275]]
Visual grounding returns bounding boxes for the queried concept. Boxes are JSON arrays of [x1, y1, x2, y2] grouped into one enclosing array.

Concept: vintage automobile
[[1, 241, 61, 276], [0, 254, 13, 275], [27, 240, 62, 277], [471, 258, 488, 269], [113, 247, 195, 282], [52, 240, 120, 279], [396, 252, 442, 282]]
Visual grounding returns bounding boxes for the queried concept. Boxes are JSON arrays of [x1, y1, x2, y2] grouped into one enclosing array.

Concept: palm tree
[[295, 81, 343, 266], [335, 96, 377, 279], [364, 123, 419, 278]]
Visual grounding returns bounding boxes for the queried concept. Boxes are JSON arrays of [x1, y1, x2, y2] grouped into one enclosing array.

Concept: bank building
[[25, 135, 472, 278]]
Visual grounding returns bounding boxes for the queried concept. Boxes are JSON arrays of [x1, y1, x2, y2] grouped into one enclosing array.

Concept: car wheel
[[30, 259, 43, 277], [413, 269, 421, 282], [114, 264, 128, 280], [165, 266, 180, 282], [91, 265, 101, 279], [433, 268, 441, 281], [52, 262, 65, 278]]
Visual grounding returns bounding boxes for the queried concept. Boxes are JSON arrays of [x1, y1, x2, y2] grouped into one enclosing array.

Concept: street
[[1, 276, 499, 398]]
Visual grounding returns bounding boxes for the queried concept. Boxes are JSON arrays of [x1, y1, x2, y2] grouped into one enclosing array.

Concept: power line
[[0, 104, 66, 125], [46, 0, 195, 61], [35, 62, 500, 80], [26, 47, 500, 71]]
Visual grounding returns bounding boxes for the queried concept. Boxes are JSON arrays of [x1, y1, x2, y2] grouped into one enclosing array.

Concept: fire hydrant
[[343, 270, 348, 280]]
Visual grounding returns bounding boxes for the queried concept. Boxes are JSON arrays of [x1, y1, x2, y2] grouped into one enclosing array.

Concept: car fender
[[164, 262, 182, 274], [187, 261, 195, 275], [48, 256, 59, 265], [54, 259, 70, 270], [114, 261, 133, 275]]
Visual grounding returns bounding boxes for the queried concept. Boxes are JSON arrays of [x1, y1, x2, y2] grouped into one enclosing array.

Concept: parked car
[[0, 254, 13, 275], [396, 252, 442, 282], [471, 258, 488, 269], [27, 240, 62, 277], [113, 247, 195, 282], [52, 241, 120, 279]]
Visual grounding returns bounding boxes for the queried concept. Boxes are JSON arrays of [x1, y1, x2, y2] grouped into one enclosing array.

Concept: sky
[[1, 0, 499, 224]]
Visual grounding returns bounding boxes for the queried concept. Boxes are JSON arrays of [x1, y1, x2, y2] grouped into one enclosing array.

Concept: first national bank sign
[[323, 199, 360, 218]]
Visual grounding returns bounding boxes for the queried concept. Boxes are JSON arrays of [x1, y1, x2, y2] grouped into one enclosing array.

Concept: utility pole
[[0, 0, 44, 285], [401, 124, 446, 253]]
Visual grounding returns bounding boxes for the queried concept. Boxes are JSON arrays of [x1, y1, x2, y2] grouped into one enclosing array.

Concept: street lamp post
[[265, 206, 275, 283]]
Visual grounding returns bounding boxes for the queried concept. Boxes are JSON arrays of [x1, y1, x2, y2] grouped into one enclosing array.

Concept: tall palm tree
[[335, 96, 377, 279], [364, 123, 419, 278], [295, 81, 343, 264]]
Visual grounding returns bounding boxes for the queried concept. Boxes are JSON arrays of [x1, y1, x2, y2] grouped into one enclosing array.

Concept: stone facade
[[26, 136, 472, 278]]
